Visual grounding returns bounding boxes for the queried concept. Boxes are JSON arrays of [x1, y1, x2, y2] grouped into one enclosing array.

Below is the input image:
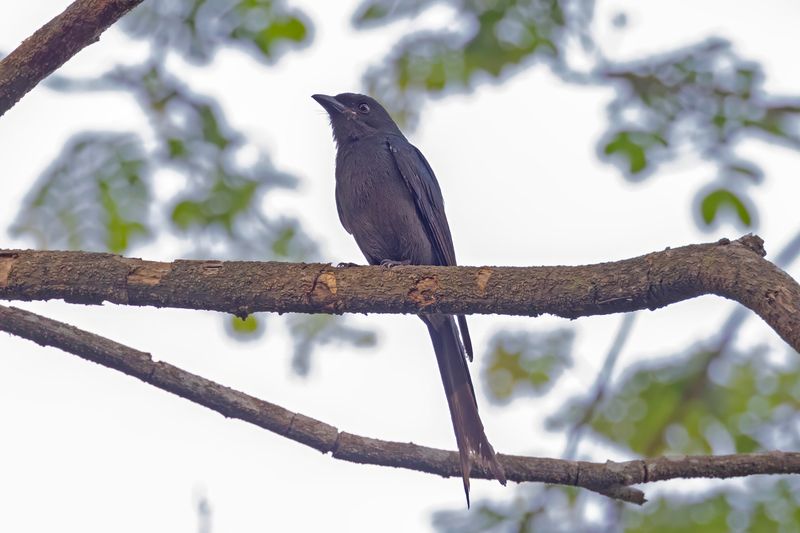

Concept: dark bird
[[313, 92, 506, 504]]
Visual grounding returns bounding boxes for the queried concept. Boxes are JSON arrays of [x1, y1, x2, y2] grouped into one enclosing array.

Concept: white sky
[[1, 1, 800, 531]]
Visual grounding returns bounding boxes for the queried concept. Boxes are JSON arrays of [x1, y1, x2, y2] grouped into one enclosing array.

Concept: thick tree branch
[[2, 235, 800, 351], [2, 303, 798, 504], [0, 0, 144, 117]]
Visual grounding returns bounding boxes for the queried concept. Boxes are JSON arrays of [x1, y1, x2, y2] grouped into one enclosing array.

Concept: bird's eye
[[357, 103, 370, 114]]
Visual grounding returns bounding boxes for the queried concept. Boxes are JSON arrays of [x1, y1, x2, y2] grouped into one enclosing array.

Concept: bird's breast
[[335, 140, 410, 212], [334, 139, 434, 264]]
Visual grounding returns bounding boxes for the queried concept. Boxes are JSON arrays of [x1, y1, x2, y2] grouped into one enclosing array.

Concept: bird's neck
[[336, 130, 404, 149]]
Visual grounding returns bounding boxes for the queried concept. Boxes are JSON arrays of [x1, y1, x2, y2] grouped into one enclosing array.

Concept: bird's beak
[[312, 94, 347, 114]]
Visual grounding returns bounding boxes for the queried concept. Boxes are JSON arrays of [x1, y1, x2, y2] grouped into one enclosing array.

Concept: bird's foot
[[335, 261, 360, 268], [380, 259, 411, 269]]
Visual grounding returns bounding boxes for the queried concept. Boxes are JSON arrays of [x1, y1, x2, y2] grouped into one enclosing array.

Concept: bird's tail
[[423, 315, 506, 506]]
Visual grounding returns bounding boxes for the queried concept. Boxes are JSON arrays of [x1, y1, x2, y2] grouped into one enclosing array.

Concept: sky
[[1, 1, 800, 532]]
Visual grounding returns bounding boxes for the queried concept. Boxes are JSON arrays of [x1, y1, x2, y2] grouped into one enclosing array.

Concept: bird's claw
[[380, 259, 411, 269], [335, 261, 360, 268]]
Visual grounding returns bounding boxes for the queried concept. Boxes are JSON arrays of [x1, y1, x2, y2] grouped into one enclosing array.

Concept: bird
[[312, 92, 506, 505]]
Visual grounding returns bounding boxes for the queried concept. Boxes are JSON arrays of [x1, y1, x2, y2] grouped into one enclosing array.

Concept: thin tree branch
[[2, 303, 798, 505], [563, 313, 637, 459], [0, 0, 144, 117], [2, 235, 800, 351]]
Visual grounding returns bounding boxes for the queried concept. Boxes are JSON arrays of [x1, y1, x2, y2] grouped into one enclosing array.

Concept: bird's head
[[312, 93, 402, 145]]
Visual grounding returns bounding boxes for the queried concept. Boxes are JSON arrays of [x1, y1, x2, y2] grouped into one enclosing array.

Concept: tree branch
[[2, 303, 798, 505], [2, 235, 800, 351], [563, 313, 636, 459], [0, 0, 144, 117]]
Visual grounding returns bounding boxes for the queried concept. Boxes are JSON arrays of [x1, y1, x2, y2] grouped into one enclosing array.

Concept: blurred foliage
[[601, 38, 798, 231], [436, 328, 800, 531], [551, 345, 800, 457], [122, 0, 313, 64], [353, 0, 589, 127], [354, 1, 800, 231], [12, 132, 150, 253], [600, 39, 800, 179], [14, 0, 373, 374], [286, 314, 377, 376], [626, 493, 733, 533], [625, 479, 800, 533], [434, 484, 602, 533], [483, 328, 573, 404], [353, 6, 800, 523], [435, 478, 800, 533], [439, 278, 798, 531], [9, 0, 800, 529]]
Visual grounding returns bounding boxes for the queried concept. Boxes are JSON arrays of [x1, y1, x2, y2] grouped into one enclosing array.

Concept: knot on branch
[[310, 270, 339, 311], [0, 251, 18, 287], [735, 233, 766, 257], [408, 277, 439, 308], [475, 268, 493, 295], [125, 259, 171, 287]]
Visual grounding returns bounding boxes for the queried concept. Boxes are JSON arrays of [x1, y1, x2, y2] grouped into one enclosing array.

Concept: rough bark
[[2, 235, 800, 352], [0, 0, 144, 117], [2, 303, 798, 505]]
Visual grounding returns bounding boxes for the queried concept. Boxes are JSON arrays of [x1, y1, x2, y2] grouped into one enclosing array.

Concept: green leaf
[[353, 0, 437, 25], [603, 130, 666, 175], [171, 200, 205, 229], [198, 104, 229, 149], [230, 3, 309, 60], [484, 329, 574, 404], [267, 16, 306, 42], [271, 225, 296, 257], [231, 314, 259, 334], [604, 132, 647, 173], [357, 4, 390, 22], [700, 188, 752, 226], [167, 138, 187, 158], [170, 179, 259, 231], [98, 179, 148, 253], [734, 67, 756, 97]]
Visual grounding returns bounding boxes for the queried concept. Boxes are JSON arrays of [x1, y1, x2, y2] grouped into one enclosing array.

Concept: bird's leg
[[380, 258, 412, 269]]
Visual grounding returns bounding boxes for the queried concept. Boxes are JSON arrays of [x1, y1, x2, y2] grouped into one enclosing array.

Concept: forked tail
[[423, 315, 506, 506]]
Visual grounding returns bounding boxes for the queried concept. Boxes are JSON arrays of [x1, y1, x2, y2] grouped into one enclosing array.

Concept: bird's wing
[[335, 194, 352, 235], [386, 137, 457, 267], [387, 136, 474, 359]]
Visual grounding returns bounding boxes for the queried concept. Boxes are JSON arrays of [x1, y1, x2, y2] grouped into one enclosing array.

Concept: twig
[[563, 313, 637, 458], [0, 0, 144, 116]]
